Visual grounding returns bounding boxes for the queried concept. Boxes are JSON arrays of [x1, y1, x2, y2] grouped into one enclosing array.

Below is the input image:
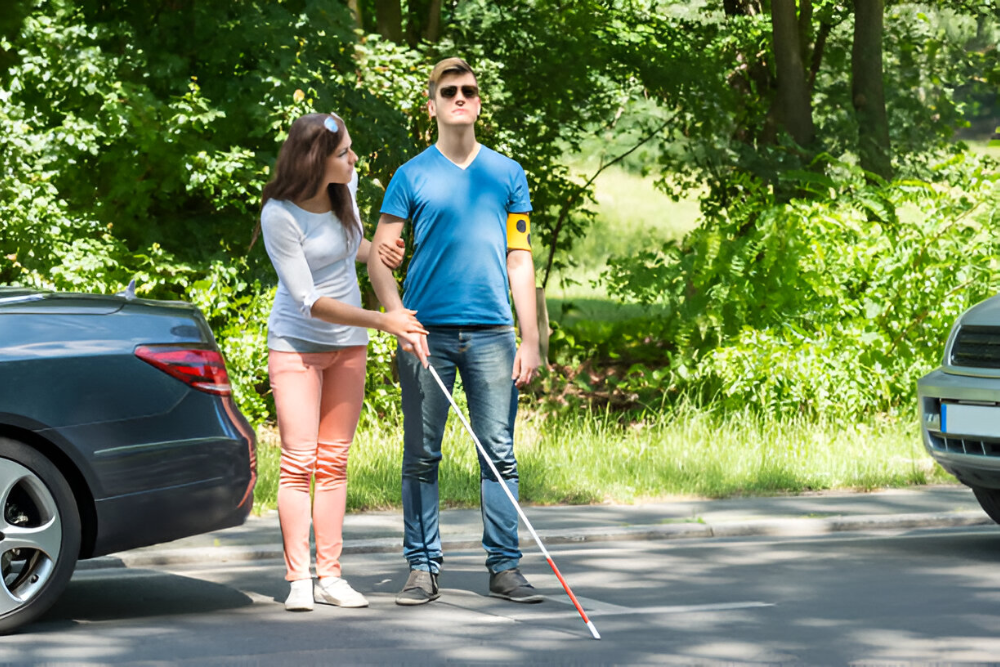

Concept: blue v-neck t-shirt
[[380, 145, 532, 326]]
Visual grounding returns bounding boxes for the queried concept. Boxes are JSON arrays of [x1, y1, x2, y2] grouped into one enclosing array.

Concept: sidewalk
[[82, 484, 993, 570]]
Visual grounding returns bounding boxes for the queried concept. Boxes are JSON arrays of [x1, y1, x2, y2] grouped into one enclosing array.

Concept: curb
[[77, 510, 994, 571]]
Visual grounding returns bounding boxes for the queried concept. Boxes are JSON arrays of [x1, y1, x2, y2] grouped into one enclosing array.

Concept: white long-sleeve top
[[261, 172, 368, 351]]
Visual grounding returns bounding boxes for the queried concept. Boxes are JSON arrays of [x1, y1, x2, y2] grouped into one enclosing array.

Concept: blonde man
[[369, 57, 542, 605]]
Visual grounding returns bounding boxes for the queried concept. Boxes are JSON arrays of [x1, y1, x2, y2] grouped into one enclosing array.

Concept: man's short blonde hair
[[428, 57, 476, 99]]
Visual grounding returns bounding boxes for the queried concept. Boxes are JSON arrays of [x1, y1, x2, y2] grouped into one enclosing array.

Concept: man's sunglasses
[[439, 85, 479, 99]]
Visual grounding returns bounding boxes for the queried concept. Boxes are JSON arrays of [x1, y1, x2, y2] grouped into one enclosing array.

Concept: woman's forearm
[[309, 295, 386, 331], [356, 238, 371, 264]]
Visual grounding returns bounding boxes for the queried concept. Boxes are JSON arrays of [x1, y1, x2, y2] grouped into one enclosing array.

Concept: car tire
[[0, 437, 81, 634], [972, 486, 1000, 525]]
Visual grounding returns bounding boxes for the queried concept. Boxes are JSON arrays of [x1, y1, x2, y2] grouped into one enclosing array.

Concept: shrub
[[588, 152, 1000, 418]]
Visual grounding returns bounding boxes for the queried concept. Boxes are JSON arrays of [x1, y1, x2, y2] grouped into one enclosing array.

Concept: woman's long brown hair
[[251, 113, 359, 249]]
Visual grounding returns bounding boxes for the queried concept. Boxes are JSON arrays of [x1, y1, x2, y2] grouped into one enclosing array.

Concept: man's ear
[[427, 99, 436, 119]]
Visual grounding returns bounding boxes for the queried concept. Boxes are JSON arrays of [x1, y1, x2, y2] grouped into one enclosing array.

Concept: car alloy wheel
[[0, 438, 80, 634]]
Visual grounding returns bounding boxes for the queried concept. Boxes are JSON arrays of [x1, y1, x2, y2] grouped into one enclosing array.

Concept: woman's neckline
[[287, 200, 332, 215]]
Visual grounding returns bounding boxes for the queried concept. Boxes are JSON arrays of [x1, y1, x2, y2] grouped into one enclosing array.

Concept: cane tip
[[587, 621, 601, 640]]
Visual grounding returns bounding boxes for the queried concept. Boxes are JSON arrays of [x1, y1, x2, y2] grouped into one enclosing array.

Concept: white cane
[[425, 364, 601, 640]]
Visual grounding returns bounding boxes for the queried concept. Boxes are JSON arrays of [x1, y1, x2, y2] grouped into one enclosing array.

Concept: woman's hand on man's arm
[[379, 237, 405, 269], [357, 237, 405, 269]]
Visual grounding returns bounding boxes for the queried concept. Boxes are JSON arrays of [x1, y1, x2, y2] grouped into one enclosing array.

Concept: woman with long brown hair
[[257, 112, 426, 611]]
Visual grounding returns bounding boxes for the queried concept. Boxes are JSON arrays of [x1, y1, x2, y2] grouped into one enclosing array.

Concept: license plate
[[941, 403, 1000, 438]]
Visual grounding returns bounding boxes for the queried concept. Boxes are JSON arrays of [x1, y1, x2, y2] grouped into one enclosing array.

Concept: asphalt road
[[6, 524, 1000, 665]]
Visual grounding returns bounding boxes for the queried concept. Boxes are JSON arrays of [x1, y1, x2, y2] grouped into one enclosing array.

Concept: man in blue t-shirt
[[369, 57, 543, 606]]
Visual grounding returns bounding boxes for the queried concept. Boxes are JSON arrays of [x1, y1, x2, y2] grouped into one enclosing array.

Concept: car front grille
[[952, 326, 1000, 369], [928, 432, 1000, 457]]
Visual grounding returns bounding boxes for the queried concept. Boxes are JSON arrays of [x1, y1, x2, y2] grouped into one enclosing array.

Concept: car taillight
[[134, 345, 232, 395]]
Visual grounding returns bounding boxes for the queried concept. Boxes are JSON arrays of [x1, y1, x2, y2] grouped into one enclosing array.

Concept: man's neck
[[435, 125, 479, 168]]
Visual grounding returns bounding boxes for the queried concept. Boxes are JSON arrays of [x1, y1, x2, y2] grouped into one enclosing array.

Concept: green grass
[[568, 168, 701, 270], [967, 139, 1000, 160], [543, 270, 672, 327], [542, 164, 700, 327], [252, 407, 955, 514]]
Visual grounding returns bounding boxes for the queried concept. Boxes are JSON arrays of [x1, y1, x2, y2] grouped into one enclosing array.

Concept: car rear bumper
[[918, 368, 1000, 489], [83, 395, 257, 557], [91, 471, 253, 557]]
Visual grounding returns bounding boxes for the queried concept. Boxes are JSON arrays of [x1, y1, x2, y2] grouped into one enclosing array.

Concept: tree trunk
[[423, 0, 442, 42], [807, 20, 833, 90], [536, 287, 550, 365], [797, 0, 812, 66], [852, 0, 892, 182], [767, 0, 815, 147], [375, 0, 403, 43], [347, 0, 363, 31], [403, 0, 442, 45]]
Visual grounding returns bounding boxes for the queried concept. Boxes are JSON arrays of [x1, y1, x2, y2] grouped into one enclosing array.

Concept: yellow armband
[[506, 213, 531, 252]]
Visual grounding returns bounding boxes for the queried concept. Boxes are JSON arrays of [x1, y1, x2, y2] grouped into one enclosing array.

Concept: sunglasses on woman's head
[[439, 85, 479, 100]]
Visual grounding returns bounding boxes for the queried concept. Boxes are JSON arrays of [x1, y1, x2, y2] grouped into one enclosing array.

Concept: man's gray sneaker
[[395, 570, 440, 606], [489, 568, 544, 603]]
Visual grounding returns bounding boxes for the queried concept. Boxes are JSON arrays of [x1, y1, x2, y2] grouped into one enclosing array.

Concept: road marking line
[[496, 600, 774, 621], [589, 601, 774, 617], [438, 590, 774, 622]]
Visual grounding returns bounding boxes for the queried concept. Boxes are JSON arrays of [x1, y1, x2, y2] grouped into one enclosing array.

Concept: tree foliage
[[1, 0, 997, 423]]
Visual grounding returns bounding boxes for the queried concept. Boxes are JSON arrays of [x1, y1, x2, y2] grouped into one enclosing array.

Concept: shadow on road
[[32, 568, 253, 630]]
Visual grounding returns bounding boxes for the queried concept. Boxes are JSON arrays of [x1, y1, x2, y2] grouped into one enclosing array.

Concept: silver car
[[918, 295, 1000, 522]]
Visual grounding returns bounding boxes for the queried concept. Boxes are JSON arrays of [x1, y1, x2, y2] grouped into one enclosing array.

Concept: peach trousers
[[268, 346, 366, 582]]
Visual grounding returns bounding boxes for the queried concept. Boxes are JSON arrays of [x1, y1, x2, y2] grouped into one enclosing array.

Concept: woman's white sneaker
[[315, 576, 369, 608], [285, 578, 315, 611]]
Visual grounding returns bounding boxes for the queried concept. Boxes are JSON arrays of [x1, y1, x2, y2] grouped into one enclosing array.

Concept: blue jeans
[[397, 325, 522, 575]]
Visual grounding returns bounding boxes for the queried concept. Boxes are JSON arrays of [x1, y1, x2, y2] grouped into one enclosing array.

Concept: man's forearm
[[368, 220, 405, 311], [508, 251, 539, 344], [368, 259, 403, 311]]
